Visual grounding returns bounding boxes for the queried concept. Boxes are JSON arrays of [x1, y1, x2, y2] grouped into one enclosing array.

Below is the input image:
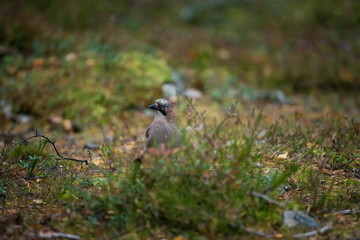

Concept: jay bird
[[136, 98, 181, 162]]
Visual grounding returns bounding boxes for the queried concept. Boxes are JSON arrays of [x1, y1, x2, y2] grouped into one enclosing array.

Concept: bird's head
[[149, 98, 175, 120]]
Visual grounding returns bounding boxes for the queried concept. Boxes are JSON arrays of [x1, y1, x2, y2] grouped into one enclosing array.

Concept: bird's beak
[[149, 104, 159, 110]]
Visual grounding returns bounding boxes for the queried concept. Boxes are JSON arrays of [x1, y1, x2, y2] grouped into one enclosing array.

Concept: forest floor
[[1, 92, 359, 239]]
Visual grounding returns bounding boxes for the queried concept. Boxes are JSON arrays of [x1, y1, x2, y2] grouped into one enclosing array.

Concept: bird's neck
[[155, 112, 175, 123]]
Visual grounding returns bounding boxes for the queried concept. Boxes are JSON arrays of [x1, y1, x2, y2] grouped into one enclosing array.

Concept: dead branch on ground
[[1, 130, 88, 165], [252, 191, 287, 208]]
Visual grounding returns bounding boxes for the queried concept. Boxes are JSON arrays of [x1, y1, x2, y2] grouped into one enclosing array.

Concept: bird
[[136, 98, 181, 162]]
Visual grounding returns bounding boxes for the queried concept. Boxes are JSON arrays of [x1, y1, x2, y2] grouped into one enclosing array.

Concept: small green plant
[[14, 140, 53, 178], [18, 155, 42, 178], [99, 144, 115, 170]]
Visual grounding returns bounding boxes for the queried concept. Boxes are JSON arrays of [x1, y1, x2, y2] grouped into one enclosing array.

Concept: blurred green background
[[1, 0, 359, 125]]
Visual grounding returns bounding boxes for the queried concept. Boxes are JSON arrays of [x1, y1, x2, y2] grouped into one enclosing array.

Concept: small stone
[[63, 119, 73, 131], [283, 210, 319, 228], [48, 114, 63, 125], [257, 130, 266, 139], [1, 101, 13, 119], [256, 163, 265, 168], [16, 114, 33, 124], [33, 199, 43, 204], [277, 152, 288, 159], [184, 88, 203, 99], [65, 52, 77, 62], [162, 83, 178, 101]]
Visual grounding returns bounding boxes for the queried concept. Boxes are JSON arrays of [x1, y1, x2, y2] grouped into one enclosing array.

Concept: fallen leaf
[[107, 210, 115, 215], [306, 142, 315, 148], [124, 141, 136, 151], [274, 233, 284, 238], [173, 237, 187, 240], [32, 58, 45, 69], [86, 58, 96, 66], [217, 49, 231, 60], [48, 56, 59, 66], [353, 122, 360, 136], [283, 189, 295, 201], [339, 68, 354, 82], [6, 66, 17, 75], [7, 209, 17, 214], [16, 70, 26, 79], [91, 157, 103, 166], [262, 65, 273, 77]]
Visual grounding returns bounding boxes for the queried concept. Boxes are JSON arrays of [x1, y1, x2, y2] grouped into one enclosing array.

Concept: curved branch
[[1, 131, 88, 165]]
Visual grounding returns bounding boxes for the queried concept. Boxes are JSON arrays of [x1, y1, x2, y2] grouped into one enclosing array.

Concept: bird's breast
[[147, 120, 180, 148]]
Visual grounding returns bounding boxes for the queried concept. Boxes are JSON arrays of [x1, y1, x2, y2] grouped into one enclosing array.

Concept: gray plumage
[[145, 112, 180, 148], [136, 98, 180, 162]]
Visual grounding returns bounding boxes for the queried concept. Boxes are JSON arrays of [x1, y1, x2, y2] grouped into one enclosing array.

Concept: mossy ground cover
[[1, 1, 359, 239]]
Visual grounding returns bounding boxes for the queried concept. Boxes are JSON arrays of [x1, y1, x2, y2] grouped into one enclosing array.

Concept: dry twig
[[1, 130, 88, 164], [26, 231, 81, 239], [244, 224, 333, 239], [328, 209, 360, 215], [292, 224, 333, 238], [252, 191, 287, 208], [243, 227, 274, 238]]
